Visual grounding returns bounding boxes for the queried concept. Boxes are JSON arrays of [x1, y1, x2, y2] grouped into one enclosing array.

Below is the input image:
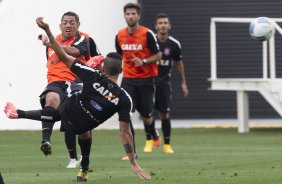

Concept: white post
[[237, 90, 250, 133], [269, 35, 276, 79], [210, 19, 217, 80], [262, 41, 268, 79]]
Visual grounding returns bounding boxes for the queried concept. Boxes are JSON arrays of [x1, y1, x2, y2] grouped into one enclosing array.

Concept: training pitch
[[1, 128, 282, 184]]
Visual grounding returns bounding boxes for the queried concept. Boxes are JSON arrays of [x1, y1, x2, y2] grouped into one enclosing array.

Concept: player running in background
[[154, 13, 189, 153], [35, 16, 150, 181], [115, 3, 162, 157]]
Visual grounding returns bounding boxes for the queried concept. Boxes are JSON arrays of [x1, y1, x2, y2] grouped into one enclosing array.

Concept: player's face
[[155, 18, 171, 34], [124, 8, 140, 27], [60, 15, 79, 40]]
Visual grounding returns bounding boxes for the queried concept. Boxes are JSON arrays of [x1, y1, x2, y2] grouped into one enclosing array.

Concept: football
[[249, 17, 275, 41]]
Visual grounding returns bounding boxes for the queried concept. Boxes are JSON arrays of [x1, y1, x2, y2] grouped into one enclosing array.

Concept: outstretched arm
[[119, 121, 151, 180], [36, 17, 75, 68]]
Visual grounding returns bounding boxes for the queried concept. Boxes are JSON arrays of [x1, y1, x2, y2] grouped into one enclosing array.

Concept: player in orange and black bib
[[115, 3, 162, 158]]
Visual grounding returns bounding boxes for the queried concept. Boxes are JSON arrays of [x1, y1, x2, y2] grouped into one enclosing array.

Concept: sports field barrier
[[210, 17, 282, 133]]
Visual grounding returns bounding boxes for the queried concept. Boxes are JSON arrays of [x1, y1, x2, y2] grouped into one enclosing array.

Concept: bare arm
[[119, 121, 151, 180], [145, 52, 162, 64], [36, 17, 76, 68], [62, 46, 81, 57], [175, 60, 189, 97], [131, 52, 162, 66], [39, 34, 81, 57]]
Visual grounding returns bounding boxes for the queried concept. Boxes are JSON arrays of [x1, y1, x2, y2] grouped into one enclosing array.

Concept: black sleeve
[[117, 91, 132, 123], [89, 37, 101, 57], [70, 60, 101, 83], [71, 35, 89, 59], [115, 35, 123, 55], [173, 42, 182, 61], [146, 30, 160, 54]]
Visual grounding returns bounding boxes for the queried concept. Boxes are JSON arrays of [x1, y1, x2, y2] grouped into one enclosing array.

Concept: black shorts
[[121, 78, 154, 118], [39, 81, 68, 108], [155, 82, 171, 113], [60, 100, 99, 134]]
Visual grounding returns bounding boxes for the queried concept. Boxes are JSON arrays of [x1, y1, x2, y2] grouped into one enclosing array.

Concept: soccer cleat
[[77, 167, 89, 182], [163, 144, 174, 154], [40, 141, 52, 156], [4, 102, 18, 119], [143, 140, 153, 153], [153, 136, 161, 147], [66, 158, 80, 169]]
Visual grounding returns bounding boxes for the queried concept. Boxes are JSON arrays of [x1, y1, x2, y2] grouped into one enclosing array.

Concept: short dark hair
[[61, 11, 80, 24], [123, 3, 141, 14], [155, 13, 170, 23], [104, 52, 122, 77]]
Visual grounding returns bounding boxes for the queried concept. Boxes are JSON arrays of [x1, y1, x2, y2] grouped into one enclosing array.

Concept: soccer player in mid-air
[[7, 16, 151, 182], [154, 13, 189, 153]]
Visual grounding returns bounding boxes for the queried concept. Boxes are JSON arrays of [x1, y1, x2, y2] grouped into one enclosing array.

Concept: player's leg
[[136, 83, 161, 153], [158, 82, 174, 153], [4, 102, 61, 122], [77, 131, 92, 182], [159, 112, 173, 153], [40, 91, 60, 156], [60, 120, 80, 168], [4, 100, 60, 156], [64, 130, 80, 168], [39, 82, 67, 156]]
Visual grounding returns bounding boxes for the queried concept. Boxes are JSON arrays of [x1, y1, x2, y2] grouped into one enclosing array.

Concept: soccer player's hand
[[131, 163, 151, 180], [36, 17, 49, 31], [38, 34, 52, 47], [131, 55, 143, 66], [3, 102, 18, 119], [182, 83, 189, 97]]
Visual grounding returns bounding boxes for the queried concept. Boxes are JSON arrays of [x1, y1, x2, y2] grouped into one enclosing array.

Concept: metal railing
[[210, 17, 282, 80]]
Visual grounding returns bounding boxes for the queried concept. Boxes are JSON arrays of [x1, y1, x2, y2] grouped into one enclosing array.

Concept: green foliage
[[1, 128, 282, 184]]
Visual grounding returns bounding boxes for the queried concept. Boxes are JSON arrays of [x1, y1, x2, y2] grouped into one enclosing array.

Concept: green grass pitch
[[1, 128, 282, 184]]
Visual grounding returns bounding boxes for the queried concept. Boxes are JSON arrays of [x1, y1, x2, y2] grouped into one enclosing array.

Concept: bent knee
[[45, 91, 60, 108]]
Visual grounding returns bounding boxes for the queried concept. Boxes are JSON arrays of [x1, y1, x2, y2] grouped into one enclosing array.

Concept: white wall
[[0, 0, 137, 130]]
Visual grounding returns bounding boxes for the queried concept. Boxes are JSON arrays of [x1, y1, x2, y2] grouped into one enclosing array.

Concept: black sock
[[17, 106, 61, 123], [65, 131, 77, 160], [162, 119, 171, 144], [143, 123, 152, 140], [78, 137, 92, 170], [40, 106, 61, 143], [148, 119, 159, 140], [42, 121, 54, 143]]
